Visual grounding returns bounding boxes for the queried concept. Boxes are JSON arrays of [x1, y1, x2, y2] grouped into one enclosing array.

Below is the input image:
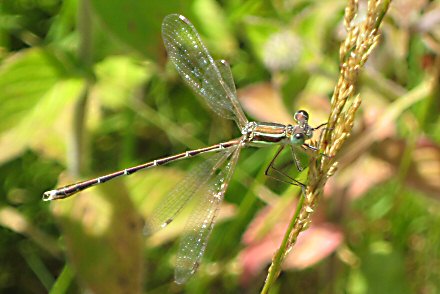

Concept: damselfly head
[[294, 110, 309, 124]]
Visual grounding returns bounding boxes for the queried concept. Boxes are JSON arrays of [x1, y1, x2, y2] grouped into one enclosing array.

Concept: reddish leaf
[[238, 83, 292, 124], [239, 199, 343, 285]]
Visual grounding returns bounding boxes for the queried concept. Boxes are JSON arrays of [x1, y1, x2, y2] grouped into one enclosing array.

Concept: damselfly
[[43, 14, 326, 284]]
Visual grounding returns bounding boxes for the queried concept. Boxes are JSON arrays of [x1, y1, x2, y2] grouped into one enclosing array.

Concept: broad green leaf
[[0, 78, 85, 164], [0, 48, 84, 165], [0, 48, 66, 133]]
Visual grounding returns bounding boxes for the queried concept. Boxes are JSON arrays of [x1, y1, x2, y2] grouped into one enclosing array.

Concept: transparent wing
[[175, 146, 241, 284], [214, 59, 236, 98], [162, 14, 248, 129], [144, 146, 236, 235]]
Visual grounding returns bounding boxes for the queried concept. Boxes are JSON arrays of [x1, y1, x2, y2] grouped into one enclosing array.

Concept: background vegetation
[[0, 0, 439, 293]]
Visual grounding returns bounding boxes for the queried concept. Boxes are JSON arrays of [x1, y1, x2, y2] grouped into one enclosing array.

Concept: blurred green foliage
[[0, 0, 440, 293]]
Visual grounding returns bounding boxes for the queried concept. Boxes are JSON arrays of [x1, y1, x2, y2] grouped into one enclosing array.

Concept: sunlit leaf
[[0, 49, 84, 164], [0, 48, 66, 133]]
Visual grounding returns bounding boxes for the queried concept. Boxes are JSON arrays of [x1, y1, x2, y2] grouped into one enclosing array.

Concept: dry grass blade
[[261, 0, 392, 292]]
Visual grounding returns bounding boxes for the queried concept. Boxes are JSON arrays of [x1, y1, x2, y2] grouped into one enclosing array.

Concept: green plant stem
[[49, 264, 74, 294], [261, 194, 305, 294], [69, 0, 93, 176], [374, 0, 391, 30]]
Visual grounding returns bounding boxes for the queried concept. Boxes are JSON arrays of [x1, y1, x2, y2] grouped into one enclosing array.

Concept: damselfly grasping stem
[[43, 14, 327, 284]]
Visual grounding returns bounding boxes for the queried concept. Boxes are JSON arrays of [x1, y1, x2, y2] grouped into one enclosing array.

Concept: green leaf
[[0, 48, 84, 164], [0, 48, 66, 133], [0, 77, 84, 164]]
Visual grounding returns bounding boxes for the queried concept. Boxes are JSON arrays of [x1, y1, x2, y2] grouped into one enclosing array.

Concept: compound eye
[[291, 132, 305, 145], [294, 110, 309, 123], [295, 133, 304, 140]]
